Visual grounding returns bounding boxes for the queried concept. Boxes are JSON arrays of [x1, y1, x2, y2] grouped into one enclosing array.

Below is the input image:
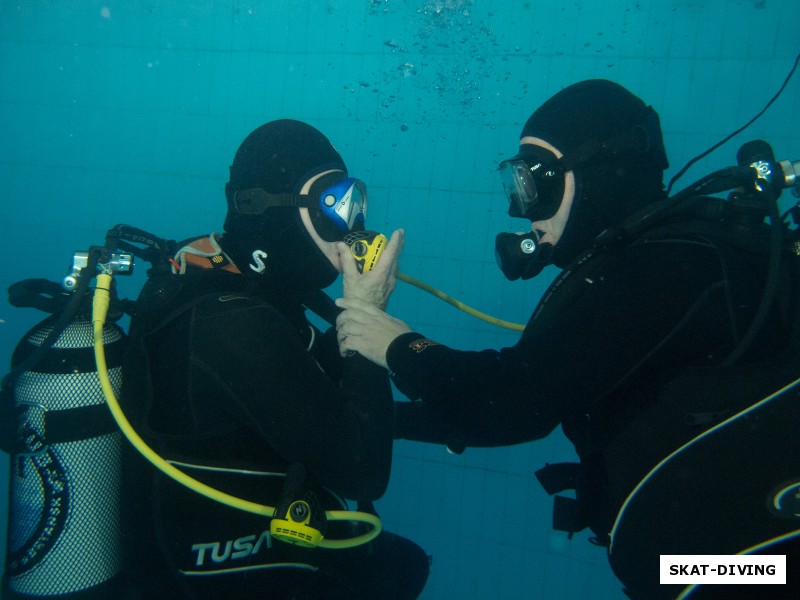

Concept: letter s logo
[[250, 249, 268, 273], [232, 535, 256, 560]]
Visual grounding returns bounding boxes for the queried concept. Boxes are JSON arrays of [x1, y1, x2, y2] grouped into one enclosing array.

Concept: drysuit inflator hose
[[91, 272, 381, 549]]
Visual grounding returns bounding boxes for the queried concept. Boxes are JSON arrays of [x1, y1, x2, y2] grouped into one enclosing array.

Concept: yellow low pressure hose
[[397, 272, 526, 332], [92, 272, 381, 549], [347, 232, 525, 331]]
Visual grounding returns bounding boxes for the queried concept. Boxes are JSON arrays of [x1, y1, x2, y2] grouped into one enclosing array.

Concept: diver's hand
[[335, 297, 412, 368], [336, 229, 404, 310]]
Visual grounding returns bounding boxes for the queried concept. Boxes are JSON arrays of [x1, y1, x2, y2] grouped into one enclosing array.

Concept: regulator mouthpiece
[[495, 231, 553, 281], [344, 230, 387, 273]]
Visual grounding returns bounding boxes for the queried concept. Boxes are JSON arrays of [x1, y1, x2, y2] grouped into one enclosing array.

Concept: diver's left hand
[[335, 297, 411, 368], [336, 229, 404, 310]]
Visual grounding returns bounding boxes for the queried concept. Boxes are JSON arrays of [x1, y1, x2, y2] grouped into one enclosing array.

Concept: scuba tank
[[5, 316, 126, 598], [1, 225, 386, 598], [1, 254, 130, 598]]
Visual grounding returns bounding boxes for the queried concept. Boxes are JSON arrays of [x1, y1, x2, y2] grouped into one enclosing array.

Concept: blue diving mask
[[316, 177, 367, 235], [231, 171, 368, 242], [498, 146, 566, 222]]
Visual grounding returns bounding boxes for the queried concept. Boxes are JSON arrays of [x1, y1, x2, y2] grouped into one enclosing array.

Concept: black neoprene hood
[[519, 79, 670, 266], [520, 79, 668, 171], [220, 120, 347, 294]]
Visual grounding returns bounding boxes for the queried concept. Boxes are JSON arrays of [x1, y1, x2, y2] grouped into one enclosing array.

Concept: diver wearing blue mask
[[120, 120, 430, 600]]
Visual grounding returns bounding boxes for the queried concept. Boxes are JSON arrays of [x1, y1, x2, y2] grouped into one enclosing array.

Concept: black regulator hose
[[1, 249, 100, 392], [722, 142, 786, 367]]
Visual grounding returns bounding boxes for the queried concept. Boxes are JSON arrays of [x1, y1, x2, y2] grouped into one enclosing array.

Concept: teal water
[[1, 1, 798, 598]]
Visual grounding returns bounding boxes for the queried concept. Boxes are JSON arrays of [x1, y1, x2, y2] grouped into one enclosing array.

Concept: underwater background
[[1, 1, 798, 598]]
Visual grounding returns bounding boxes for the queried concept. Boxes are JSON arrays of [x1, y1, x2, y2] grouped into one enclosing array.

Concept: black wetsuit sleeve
[[388, 236, 759, 447], [188, 296, 393, 501]]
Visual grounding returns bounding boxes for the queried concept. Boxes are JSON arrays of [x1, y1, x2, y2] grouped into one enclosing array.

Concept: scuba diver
[[116, 119, 430, 598], [0, 119, 428, 599], [335, 80, 800, 599]]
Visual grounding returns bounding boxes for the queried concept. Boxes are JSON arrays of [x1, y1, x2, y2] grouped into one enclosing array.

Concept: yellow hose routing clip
[[270, 499, 324, 548], [270, 464, 326, 548]]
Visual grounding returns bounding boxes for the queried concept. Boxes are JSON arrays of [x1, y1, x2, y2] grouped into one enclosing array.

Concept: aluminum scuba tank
[[3, 312, 126, 598]]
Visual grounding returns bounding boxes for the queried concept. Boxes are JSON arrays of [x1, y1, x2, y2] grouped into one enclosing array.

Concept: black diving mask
[[498, 146, 567, 222]]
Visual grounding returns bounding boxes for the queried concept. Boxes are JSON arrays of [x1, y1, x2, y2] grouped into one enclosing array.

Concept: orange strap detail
[[172, 234, 241, 275]]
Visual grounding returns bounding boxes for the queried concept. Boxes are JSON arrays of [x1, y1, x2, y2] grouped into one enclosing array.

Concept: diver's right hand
[[335, 297, 411, 368], [336, 229, 404, 310]]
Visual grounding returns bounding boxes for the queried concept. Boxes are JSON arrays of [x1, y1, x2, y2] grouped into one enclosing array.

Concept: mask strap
[[560, 107, 657, 172], [232, 171, 351, 216], [232, 189, 317, 216]]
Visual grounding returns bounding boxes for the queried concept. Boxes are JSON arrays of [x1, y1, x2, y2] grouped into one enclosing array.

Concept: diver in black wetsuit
[[335, 81, 798, 599], [120, 120, 429, 599]]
